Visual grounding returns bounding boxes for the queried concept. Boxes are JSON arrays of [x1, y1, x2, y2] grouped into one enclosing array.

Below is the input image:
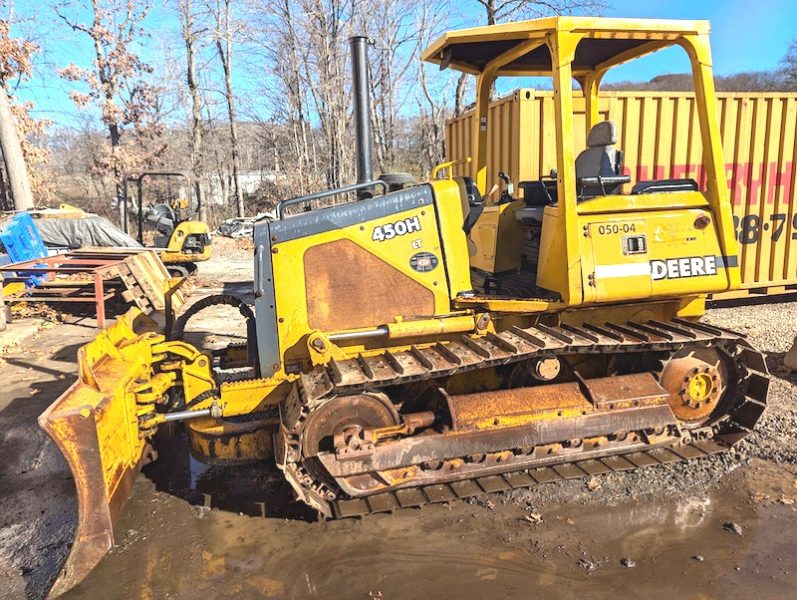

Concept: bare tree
[[0, 17, 37, 209], [782, 38, 797, 89], [453, 74, 468, 117], [260, 0, 318, 193], [416, 3, 451, 175], [258, 0, 438, 188], [208, 0, 245, 216], [473, 0, 605, 24], [0, 85, 32, 209], [178, 0, 209, 221], [56, 0, 166, 221], [355, 0, 419, 174], [299, 0, 355, 189]]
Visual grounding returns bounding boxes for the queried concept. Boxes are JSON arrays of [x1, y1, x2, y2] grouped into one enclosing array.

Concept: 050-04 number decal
[[733, 213, 797, 244], [596, 223, 637, 235], [372, 216, 422, 242]]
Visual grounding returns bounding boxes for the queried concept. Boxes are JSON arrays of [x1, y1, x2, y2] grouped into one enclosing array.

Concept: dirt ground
[[2, 237, 797, 599]]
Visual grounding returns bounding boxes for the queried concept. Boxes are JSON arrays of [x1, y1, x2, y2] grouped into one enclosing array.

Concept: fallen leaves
[[520, 512, 543, 524]]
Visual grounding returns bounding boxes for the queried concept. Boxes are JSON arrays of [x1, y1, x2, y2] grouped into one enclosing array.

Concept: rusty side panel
[[447, 381, 591, 430], [447, 373, 667, 430], [303, 238, 436, 331], [584, 373, 669, 409]]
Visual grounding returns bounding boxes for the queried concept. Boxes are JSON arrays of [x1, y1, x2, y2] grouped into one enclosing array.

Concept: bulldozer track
[[330, 438, 728, 518], [278, 318, 769, 518]]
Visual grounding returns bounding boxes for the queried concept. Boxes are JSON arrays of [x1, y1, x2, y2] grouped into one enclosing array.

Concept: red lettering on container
[[643, 161, 795, 208]]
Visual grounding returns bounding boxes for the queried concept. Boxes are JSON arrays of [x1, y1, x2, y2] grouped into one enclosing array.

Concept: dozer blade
[[39, 310, 161, 598]]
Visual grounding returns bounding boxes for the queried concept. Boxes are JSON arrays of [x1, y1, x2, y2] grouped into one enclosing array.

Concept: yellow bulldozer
[[40, 18, 769, 597]]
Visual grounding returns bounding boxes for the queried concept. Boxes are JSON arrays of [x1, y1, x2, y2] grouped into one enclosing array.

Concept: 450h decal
[[372, 216, 422, 242]]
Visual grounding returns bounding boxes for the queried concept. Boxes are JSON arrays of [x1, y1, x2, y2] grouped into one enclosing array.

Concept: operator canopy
[[421, 17, 711, 77]]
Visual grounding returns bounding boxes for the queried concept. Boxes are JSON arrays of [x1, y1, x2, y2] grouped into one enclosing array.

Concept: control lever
[[498, 171, 514, 204]]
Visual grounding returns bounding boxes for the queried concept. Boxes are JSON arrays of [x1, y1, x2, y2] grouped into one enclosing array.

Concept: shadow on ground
[[144, 425, 317, 523]]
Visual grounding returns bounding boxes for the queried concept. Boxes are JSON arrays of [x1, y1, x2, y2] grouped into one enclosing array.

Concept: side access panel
[[582, 218, 652, 303], [254, 185, 459, 378]]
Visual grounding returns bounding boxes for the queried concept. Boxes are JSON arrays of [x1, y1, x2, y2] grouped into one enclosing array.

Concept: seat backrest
[[575, 121, 623, 197], [575, 121, 619, 178]]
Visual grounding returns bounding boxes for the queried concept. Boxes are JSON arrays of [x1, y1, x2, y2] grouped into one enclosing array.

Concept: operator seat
[[575, 121, 624, 197]]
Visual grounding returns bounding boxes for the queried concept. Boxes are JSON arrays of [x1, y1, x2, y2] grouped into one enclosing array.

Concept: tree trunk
[[108, 121, 125, 224], [181, 0, 207, 222], [454, 73, 467, 117], [215, 0, 244, 217], [0, 162, 9, 211], [0, 85, 34, 210]]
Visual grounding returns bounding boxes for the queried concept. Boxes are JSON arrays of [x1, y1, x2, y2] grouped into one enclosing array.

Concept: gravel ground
[[705, 300, 797, 465]]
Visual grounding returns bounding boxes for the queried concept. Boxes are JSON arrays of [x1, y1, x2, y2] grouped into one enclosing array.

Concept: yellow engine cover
[[576, 192, 736, 304]]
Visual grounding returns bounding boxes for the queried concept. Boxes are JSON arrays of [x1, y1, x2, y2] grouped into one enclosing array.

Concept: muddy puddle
[[62, 427, 797, 600]]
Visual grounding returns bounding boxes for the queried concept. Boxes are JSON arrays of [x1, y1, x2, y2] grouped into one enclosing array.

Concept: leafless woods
[[2, 0, 797, 220]]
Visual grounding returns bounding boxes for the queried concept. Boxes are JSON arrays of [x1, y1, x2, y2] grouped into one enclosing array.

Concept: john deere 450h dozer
[[41, 18, 769, 597]]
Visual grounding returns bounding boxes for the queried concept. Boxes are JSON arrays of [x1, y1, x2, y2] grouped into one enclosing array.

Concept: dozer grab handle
[[274, 180, 387, 219], [431, 157, 471, 181], [577, 175, 631, 186]]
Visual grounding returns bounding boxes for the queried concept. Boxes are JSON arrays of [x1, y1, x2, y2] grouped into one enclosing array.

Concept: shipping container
[[446, 90, 797, 299]]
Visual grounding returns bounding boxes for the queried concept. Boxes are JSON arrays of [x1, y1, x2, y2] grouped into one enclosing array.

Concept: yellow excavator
[[40, 18, 768, 597], [122, 170, 212, 277]]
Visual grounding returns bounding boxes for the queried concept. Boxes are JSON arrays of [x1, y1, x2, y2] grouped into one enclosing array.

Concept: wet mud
[[0, 324, 94, 600], [60, 424, 797, 600]]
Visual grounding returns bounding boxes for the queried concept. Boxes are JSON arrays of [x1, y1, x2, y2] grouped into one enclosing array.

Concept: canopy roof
[[421, 17, 710, 77]]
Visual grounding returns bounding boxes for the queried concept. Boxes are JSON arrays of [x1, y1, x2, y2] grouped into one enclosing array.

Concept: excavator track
[[277, 318, 769, 518]]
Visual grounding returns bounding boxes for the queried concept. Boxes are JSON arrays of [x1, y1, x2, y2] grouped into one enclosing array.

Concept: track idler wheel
[[302, 393, 400, 458], [659, 348, 727, 425]]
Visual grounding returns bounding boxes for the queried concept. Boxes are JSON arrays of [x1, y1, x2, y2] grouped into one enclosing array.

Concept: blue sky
[[602, 0, 797, 81], [12, 0, 797, 129]]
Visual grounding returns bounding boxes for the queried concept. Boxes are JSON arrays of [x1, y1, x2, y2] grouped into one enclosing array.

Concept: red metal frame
[[0, 252, 135, 328]]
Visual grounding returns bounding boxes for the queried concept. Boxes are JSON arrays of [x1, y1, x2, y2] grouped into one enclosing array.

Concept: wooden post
[[94, 271, 106, 328]]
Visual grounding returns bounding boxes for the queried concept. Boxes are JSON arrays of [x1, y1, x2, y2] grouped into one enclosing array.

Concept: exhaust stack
[[349, 36, 373, 198]]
